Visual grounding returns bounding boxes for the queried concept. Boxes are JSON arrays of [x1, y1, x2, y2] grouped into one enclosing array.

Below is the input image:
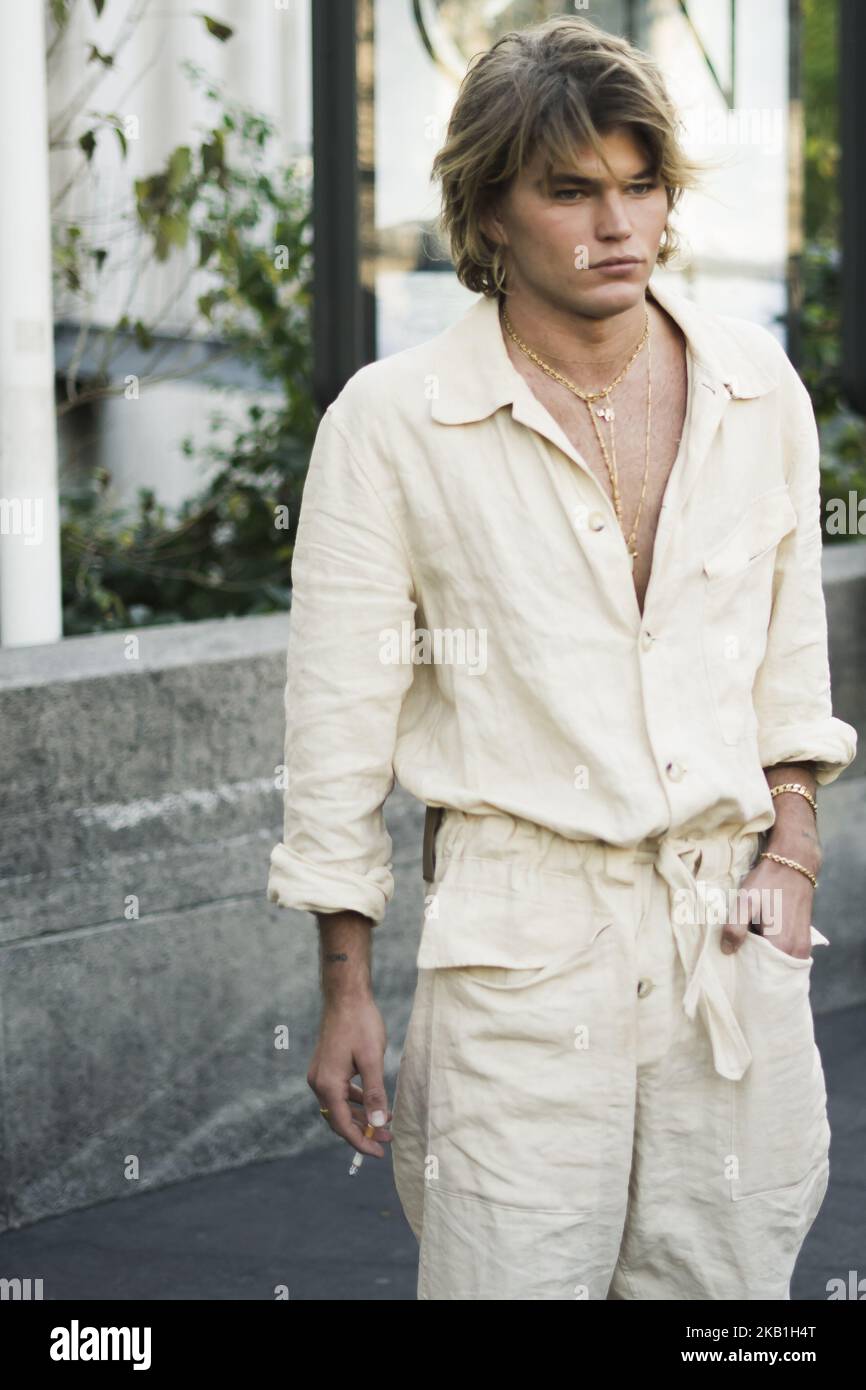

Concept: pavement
[[1, 1002, 863, 1301]]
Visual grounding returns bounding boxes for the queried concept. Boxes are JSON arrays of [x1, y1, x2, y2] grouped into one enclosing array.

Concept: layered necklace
[[501, 305, 652, 567]]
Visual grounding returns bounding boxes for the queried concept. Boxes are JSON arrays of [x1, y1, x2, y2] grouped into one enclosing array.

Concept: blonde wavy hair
[[431, 13, 705, 297]]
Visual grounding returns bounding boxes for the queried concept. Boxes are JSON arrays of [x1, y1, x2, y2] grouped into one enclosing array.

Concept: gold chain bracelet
[[770, 782, 818, 816], [759, 851, 818, 889]]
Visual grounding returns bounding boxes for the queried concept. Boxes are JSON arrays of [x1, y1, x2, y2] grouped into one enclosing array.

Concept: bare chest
[[511, 328, 689, 617]]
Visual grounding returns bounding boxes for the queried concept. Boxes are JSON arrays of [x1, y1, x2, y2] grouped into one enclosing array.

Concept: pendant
[[628, 548, 637, 568], [596, 406, 615, 422]]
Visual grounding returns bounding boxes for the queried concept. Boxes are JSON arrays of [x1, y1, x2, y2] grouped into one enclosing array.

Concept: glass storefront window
[[367, 0, 793, 356]]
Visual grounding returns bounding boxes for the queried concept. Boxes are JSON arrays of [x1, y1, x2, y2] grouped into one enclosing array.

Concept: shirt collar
[[430, 274, 779, 425]]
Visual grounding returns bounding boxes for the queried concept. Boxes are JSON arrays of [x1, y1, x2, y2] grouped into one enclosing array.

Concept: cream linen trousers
[[390, 809, 832, 1301]]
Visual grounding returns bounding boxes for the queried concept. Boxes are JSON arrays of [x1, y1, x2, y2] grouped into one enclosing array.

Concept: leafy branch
[[54, 33, 317, 632]]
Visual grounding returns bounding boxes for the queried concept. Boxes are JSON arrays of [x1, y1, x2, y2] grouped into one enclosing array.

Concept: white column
[[0, 0, 62, 647]]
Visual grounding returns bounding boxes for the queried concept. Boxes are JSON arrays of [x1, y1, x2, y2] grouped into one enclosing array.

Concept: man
[[267, 15, 857, 1299]]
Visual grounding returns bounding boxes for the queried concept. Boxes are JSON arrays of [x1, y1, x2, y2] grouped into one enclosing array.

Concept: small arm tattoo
[[324, 951, 349, 962]]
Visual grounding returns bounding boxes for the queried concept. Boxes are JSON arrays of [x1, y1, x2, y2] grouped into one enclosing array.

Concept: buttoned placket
[[505, 355, 757, 1081], [507, 344, 735, 788]]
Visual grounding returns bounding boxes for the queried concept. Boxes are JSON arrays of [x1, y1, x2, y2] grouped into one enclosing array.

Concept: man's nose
[[594, 193, 633, 239]]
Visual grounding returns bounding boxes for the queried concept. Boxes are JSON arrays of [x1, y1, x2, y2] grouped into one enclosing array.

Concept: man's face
[[483, 126, 670, 318]]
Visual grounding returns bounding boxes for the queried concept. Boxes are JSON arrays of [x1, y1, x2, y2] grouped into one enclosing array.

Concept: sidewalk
[[1, 1003, 863, 1301]]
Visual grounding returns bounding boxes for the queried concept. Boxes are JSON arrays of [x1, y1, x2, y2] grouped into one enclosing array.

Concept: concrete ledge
[[0, 616, 292, 938], [0, 544, 863, 1231]]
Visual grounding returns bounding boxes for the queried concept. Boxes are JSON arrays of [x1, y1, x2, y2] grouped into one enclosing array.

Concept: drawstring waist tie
[[422, 806, 759, 1083], [604, 835, 754, 1081]]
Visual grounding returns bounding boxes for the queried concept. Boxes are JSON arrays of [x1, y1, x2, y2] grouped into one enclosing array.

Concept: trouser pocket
[[728, 933, 830, 1201], [418, 1184, 597, 1300], [423, 911, 625, 1218]]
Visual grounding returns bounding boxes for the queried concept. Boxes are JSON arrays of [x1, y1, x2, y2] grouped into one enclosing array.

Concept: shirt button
[[666, 760, 686, 781], [640, 630, 654, 650], [637, 978, 654, 998], [588, 512, 606, 531]]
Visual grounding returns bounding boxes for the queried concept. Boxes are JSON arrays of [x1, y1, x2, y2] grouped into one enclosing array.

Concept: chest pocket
[[701, 486, 798, 744], [702, 485, 798, 582]]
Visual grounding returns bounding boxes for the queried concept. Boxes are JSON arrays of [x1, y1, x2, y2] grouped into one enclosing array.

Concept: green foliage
[[50, 0, 73, 27], [802, 0, 839, 241], [197, 13, 234, 43], [59, 62, 316, 633], [800, 0, 866, 540], [799, 241, 866, 540], [56, 225, 84, 291]]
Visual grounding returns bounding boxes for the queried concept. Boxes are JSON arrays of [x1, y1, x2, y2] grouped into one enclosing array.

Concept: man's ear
[[479, 199, 507, 250]]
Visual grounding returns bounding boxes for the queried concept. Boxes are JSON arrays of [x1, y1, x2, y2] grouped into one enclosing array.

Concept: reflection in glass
[[367, 0, 790, 357]]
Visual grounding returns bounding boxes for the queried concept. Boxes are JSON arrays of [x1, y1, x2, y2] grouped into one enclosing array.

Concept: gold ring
[[319, 1107, 330, 1117]]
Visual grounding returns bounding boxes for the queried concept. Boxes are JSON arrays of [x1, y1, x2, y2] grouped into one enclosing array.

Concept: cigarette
[[349, 1121, 376, 1175]]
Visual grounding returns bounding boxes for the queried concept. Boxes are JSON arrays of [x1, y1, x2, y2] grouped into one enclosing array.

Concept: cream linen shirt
[[266, 274, 858, 928]]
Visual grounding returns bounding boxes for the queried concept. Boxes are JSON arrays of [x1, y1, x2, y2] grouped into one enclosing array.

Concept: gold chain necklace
[[501, 306, 652, 565]]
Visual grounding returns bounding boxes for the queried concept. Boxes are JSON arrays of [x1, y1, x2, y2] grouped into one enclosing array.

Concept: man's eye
[[553, 187, 586, 200], [628, 182, 656, 195]]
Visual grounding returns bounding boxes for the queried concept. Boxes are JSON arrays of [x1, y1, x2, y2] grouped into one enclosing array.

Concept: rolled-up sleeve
[[266, 403, 416, 922], [752, 355, 858, 785]]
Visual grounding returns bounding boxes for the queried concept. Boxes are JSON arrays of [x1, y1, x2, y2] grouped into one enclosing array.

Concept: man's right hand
[[309, 909, 391, 1157], [308, 994, 393, 1157]]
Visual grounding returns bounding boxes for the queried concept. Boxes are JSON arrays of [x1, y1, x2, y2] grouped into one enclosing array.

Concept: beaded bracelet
[[759, 851, 818, 889]]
